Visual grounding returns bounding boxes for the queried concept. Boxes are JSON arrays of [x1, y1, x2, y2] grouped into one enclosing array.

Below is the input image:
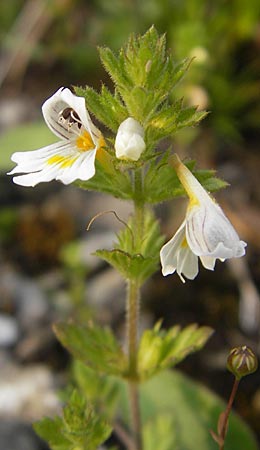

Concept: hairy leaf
[[54, 322, 127, 376], [34, 390, 111, 450], [138, 322, 213, 380], [96, 209, 164, 283]]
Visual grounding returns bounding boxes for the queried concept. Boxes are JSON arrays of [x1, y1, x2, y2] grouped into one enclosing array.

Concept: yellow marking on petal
[[187, 196, 200, 210], [76, 131, 95, 151], [47, 155, 77, 168], [181, 237, 188, 248]]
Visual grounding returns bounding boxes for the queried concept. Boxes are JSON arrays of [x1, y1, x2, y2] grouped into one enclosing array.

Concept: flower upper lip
[[42, 87, 100, 145], [8, 87, 104, 187]]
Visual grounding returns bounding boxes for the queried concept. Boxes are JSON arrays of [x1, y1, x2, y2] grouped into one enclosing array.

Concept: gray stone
[[0, 314, 19, 346], [0, 266, 49, 329], [0, 421, 48, 450]]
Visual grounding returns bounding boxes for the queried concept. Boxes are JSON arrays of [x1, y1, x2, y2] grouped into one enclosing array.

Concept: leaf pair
[[54, 320, 213, 382]]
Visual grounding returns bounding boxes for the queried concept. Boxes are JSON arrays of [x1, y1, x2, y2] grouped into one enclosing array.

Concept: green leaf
[[143, 414, 178, 450], [76, 160, 133, 200], [141, 371, 258, 450], [74, 85, 128, 132], [99, 46, 133, 93], [175, 107, 209, 129], [34, 416, 69, 450], [34, 390, 112, 450], [73, 361, 121, 420], [117, 370, 258, 450], [71, 363, 257, 450], [96, 209, 164, 283], [143, 155, 227, 204], [137, 322, 213, 380], [54, 322, 127, 376]]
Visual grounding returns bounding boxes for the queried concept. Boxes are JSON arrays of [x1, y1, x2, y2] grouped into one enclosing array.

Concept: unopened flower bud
[[227, 346, 258, 380], [115, 117, 146, 161]]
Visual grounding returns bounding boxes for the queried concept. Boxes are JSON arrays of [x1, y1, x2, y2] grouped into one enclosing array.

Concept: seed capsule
[[227, 346, 258, 379]]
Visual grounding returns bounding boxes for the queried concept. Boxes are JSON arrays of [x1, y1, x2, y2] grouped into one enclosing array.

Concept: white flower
[[8, 87, 105, 186], [160, 154, 247, 282], [115, 117, 145, 161]]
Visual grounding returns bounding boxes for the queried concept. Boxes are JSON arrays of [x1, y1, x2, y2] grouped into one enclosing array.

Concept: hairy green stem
[[127, 280, 140, 374], [126, 279, 142, 450], [125, 168, 144, 450], [129, 381, 142, 450]]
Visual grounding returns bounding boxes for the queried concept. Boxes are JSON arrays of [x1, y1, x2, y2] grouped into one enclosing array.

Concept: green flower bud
[[227, 346, 258, 380]]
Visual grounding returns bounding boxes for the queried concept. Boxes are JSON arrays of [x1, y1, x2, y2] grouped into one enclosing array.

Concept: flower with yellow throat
[[160, 154, 247, 282], [8, 87, 105, 186]]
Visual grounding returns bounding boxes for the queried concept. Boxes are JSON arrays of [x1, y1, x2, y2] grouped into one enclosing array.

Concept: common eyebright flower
[[160, 154, 247, 282], [115, 117, 146, 161], [8, 87, 105, 186]]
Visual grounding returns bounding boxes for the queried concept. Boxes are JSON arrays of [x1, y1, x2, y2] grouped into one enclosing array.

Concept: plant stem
[[133, 168, 144, 248], [125, 168, 144, 450], [126, 279, 142, 450], [127, 280, 140, 374], [219, 377, 240, 450]]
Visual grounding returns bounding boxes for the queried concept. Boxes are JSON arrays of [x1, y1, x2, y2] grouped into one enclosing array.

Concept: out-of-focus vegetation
[[1, 0, 259, 144]]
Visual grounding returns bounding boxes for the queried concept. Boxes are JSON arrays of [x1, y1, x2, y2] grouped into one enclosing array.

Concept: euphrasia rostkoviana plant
[[8, 28, 249, 450]]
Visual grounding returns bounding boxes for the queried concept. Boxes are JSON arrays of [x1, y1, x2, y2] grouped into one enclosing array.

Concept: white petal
[[160, 221, 186, 276], [176, 245, 199, 281], [8, 142, 71, 174], [12, 163, 62, 187], [42, 87, 100, 144], [9, 141, 96, 187], [186, 202, 246, 259], [199, 255, 216, 270], [56, 149, 97, 184], [115, 117, 146, 161], [117, 117, 145, 137], [115, 132, 146, 161]]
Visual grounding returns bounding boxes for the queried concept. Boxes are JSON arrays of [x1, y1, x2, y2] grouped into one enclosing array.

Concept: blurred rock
[[87, 268, 125, 324], [79, 231, 116, 270], [0, 421, 48, 450], [0, 364, 60, 421], [0, 314, 19, 347], [0, 97, 37, 131], [0, 266, 49, 329], [15, 326, 56, 362]]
